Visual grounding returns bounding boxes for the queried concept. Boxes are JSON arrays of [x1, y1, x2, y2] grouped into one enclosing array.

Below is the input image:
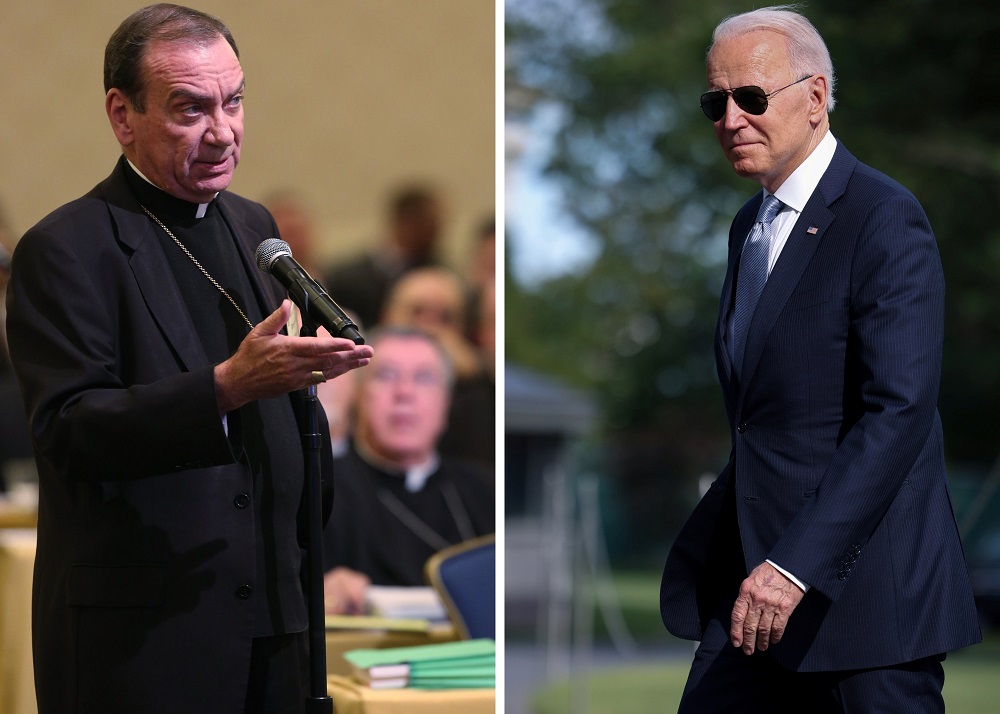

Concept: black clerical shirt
[[322, 443, 495, 586]]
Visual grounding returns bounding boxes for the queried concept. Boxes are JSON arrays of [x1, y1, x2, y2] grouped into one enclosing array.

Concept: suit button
[[737, 421, 749, 434], [233, 494, 250, 509], [236, 584, 253, 600]]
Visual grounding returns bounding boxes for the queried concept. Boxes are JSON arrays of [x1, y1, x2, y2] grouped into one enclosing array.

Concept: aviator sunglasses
[[700, 75, 813, 122]]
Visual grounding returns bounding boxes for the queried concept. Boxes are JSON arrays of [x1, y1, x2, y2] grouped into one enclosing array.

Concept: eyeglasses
[[370, 365, 446, 389], [700, 75, 814, 122]]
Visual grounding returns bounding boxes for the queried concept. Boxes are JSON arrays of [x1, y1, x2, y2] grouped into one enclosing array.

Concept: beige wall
[[0, 0, 495, 270]]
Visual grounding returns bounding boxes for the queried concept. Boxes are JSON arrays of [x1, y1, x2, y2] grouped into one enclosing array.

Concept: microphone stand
[[298, 318, 334, 714]]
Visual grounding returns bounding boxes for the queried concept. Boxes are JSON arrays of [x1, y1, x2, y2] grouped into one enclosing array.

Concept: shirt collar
[[353, 439, 441, 493], [770, 131, 838, 212], [126, 158, 215, 219]]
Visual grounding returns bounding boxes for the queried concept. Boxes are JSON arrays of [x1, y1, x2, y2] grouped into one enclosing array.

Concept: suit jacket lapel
[[101, 162, 209, 372], [737, 205, 833, 388], [215, 195, 283, 318], [735, 143, 858, 397], [716, 195, 761, 409], [716, 229, 744, 409]]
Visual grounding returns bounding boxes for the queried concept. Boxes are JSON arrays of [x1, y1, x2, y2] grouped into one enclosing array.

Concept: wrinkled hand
[[323, 567, 371, 615], [214, 300, 373, 413], [730, 561, 804, 655]]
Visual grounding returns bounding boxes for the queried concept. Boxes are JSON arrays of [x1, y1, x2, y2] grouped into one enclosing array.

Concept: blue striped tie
[[732, 194, 783, 377]]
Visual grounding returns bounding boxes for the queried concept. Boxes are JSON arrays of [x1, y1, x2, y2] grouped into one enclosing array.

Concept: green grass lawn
[[530, 656, 997, 714]]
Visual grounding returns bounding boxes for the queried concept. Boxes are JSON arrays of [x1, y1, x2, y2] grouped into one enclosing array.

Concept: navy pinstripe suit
[[661, 142, 981, 678]]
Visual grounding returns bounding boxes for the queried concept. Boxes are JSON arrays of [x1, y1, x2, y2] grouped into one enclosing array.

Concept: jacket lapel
[[215, 195, 284, 318], [736, 143, 857, 396], [737, 205, 833, 388], [716, 195, 761, 409], [102, 163, 209, 372]]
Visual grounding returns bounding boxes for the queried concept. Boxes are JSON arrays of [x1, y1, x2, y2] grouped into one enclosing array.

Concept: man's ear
[[106, 89, 135, 147], [807, 75, 829, 126]]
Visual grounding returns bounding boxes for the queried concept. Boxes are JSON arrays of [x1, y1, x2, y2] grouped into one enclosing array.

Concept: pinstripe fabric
[[661, 142, 982, 680]]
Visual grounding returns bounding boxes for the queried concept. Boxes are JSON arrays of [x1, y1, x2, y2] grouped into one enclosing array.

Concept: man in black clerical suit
[[4, 5, 372, 713], [321, 327, 494, 615]]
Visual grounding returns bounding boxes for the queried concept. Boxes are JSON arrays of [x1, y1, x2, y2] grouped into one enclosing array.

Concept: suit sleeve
[[6, 223, 235, 482], [766, 190, 945, 601]]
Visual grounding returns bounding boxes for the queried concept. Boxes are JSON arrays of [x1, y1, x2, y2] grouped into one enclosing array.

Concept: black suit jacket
[[6, 159, 329, 713], [661, 142, 981, 671]]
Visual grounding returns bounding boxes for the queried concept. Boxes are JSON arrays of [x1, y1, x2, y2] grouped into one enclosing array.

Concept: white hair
[[711, 5, 836, 113]]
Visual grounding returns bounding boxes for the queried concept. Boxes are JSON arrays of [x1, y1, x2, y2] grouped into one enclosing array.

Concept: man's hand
[[730, 561, 805, 655], [214, 300, 373, 414], [323, 567, 371, 615]]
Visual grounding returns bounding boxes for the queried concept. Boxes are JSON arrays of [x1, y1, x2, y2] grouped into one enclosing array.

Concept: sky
[[504, 0, 613, 289], [505, 103, 600, 288]]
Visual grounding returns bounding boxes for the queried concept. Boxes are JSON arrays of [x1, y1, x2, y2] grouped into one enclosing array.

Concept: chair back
[[425, 534, 495, 639]]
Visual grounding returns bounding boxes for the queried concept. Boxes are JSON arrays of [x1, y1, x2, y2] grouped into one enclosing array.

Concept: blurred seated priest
[[321, 326, 494, 615], [379, 266, 495, 467]]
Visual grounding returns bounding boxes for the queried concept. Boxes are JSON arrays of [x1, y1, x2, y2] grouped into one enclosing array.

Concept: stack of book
[[364, 585, 449, 622], [344, 638, 495, 690]]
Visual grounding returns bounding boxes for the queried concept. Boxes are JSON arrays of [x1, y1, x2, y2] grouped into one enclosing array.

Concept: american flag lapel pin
[[806, 226, 819, 235]]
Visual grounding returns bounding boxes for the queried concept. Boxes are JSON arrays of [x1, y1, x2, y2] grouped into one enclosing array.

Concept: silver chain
[[376, 481, 476, 552], [141, 205, 254, 330]]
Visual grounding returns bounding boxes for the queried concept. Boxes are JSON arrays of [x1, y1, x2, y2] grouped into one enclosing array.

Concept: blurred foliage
[[506, 0, 1000, 550]]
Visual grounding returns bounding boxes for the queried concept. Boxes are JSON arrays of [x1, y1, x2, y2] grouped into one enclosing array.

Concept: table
[[1, 532, 464, 714], [0, 529, 37, 714], [325, 623, 458, 676], [326, 674, 495, 714], [0, 502, 36, 530]]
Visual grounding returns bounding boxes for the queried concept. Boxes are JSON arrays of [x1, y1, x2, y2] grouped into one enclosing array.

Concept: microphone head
[[255, 238, 292, 273]]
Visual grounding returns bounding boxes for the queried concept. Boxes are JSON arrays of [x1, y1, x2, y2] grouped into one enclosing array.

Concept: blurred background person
[[322, 327, 494, 615], [381, 266, 481, 380], [263, 190, 322, 278], [474, 276, 496, 377], [316, 327, 360, 459], [323, 183, 446, 329], [380, 266, 495, 467], [464, 216, 496, 349], [264, 191, 360, 458]]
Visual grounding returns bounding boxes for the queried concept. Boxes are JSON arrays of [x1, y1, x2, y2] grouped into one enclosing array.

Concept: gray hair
[[711, 5, 836, 113]]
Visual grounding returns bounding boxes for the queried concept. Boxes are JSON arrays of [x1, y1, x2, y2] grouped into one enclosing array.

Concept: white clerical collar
[[354, 439, 441, 493], [126, 158, 214, 218], [771, 131, 838, 213]]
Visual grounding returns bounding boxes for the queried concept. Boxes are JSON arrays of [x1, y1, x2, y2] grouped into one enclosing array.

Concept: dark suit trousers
[[679, 616, 945, 713]]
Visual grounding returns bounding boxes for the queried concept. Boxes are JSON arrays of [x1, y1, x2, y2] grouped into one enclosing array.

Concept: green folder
[[409, 676, 495, 690], [407, 654, 493, 672], [344, 638, 495, 670]]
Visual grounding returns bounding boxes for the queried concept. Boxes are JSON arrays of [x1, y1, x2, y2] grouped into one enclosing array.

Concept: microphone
[[255, 238, 364, 344]]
